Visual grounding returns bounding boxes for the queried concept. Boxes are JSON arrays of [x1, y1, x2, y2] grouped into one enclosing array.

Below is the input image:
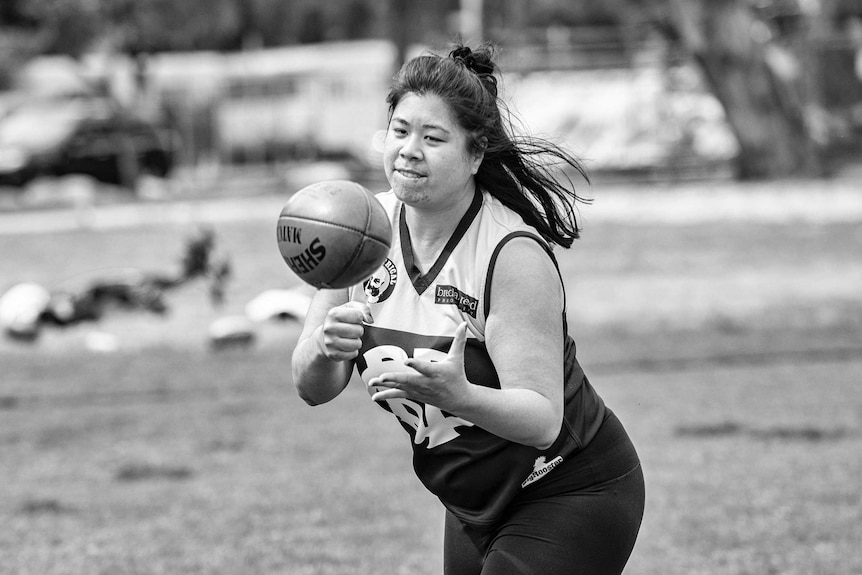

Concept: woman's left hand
[[367, 321, 471, 412]]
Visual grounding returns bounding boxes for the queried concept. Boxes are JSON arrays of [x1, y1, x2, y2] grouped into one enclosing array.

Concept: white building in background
[[8, 41, 397, 167], [145, 40, 397, 164]]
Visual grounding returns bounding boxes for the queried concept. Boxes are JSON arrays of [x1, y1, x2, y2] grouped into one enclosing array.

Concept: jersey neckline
[[399, 189, 483, 295]]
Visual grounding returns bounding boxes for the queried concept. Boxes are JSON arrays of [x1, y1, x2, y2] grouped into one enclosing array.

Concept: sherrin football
[[276, 180, 392, 289]]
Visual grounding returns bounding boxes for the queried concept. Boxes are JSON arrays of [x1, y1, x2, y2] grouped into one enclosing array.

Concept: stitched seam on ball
[[286, 216, 387, 242], [286, 216, 389, 247], [362, 188, 373, 236], [336, 227, 372, 285], [330, 191, 375, 286], [287, 217, 364, 234], [359, 189, 387, 243]]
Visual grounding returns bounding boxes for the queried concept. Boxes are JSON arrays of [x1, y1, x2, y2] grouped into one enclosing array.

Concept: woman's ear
[[471, 136, 488, 175]]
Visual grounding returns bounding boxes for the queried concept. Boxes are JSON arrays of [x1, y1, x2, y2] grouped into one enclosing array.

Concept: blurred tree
[[5, 0, 250, 57], [0, 0, 41, 88], [99, 0, 244, 53], [345, 1, 374, 40], [0, 0, 37, 27], [626, 0, 826, 178], [668, 0, 822, 177], [0, 0, 101, 91], [390, 0, 411, 70], [298, 7, 326, 44], [526, 0, 626, 28]]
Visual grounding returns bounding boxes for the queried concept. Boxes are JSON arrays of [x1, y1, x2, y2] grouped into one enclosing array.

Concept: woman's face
[[383, 93, 483, 209]]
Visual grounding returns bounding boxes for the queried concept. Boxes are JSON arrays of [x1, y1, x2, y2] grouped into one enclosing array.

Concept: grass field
[[1, 181, 862, 574]]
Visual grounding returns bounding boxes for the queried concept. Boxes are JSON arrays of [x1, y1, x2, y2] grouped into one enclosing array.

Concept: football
[[276, 180, 392, 289]]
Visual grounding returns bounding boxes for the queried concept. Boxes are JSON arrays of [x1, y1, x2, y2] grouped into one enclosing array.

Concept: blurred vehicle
[[0, 97, 178, 189]]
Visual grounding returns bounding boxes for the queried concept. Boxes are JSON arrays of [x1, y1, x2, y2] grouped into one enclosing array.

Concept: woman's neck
[[402, 186, 477, 272]]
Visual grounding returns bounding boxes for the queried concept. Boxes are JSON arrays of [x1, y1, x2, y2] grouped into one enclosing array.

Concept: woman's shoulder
[[479, 190, 547, 246]]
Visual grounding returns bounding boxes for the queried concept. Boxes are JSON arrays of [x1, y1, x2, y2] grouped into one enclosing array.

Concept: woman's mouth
[[396, 168, 426, 180]]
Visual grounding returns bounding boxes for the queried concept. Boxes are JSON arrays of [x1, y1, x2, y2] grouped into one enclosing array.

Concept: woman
[[291, 44, 644, 574]]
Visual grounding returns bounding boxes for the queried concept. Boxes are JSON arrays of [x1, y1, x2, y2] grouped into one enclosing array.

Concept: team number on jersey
[[361, 345, 474, 448]]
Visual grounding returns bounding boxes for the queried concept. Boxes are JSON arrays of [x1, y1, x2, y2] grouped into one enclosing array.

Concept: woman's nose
[[399, 135, 422, 160]]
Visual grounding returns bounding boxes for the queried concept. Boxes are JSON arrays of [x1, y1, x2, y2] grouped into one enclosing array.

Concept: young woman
[[291, 44, 644, 574]]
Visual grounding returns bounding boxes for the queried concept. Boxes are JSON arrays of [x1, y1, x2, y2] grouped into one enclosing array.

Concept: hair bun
[[450, 45, 495, 77]]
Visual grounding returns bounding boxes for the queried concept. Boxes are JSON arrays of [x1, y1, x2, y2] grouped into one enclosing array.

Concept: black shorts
[[443, 410, 645, 575]]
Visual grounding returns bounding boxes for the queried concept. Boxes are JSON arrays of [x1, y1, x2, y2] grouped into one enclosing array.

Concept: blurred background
[[2, 2, 862, 574], [1, 0, 861, 202]]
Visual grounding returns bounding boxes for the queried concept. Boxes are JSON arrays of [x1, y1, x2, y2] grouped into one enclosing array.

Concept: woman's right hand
[[315, 301, 373, 362]]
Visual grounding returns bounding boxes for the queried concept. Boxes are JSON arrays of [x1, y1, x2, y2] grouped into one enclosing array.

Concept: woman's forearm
[[451, 385, 562, 450], [291, 326, 354, 406]]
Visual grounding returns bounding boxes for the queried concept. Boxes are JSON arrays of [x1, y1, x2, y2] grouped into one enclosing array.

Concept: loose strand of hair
[[479, 135, 590, 248]]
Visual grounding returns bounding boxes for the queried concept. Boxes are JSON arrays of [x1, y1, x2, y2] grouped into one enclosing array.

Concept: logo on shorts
[[363, 259, 397, 304], [434, 285, 478, 317], [521, 455, 563, 488]]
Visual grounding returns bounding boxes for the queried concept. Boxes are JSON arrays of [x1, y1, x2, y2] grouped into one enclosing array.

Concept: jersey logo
[[363, 259, 397, 304], [361, 343, 475, 448], [521, 455, 564, 488], [434, 284, 478, 317]]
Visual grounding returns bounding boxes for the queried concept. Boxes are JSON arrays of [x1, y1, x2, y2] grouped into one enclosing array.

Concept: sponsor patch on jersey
[[521, 455, 564, 488], [434, 284, 478, 317], [364, 259, 397, 304]]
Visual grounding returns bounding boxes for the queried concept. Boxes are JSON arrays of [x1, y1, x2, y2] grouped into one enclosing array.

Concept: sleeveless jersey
[[349, 188, 607, 528]]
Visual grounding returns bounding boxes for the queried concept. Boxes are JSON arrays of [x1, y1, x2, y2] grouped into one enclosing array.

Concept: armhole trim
[[484, 232, 568, 330]]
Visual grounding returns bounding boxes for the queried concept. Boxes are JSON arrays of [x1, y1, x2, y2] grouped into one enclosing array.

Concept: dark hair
[[386, 43, 590, 247]]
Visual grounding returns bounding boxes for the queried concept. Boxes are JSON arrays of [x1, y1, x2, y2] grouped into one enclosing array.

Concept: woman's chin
[[392, 178, 429, 201]]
